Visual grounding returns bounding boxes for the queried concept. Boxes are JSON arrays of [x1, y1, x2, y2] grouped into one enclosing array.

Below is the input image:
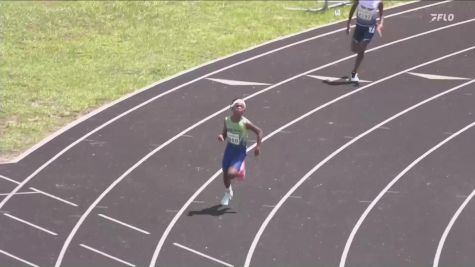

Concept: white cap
[[231, 99, 246, 109]]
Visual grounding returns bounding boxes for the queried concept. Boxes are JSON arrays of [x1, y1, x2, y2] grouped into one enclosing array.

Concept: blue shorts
[[353, 24, 376, 43], [222, 143, 246, 172]]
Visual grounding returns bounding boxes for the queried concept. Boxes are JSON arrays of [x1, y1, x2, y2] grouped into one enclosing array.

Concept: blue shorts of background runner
[[353, 24, 376, 43], [222, 143, 246, 171]]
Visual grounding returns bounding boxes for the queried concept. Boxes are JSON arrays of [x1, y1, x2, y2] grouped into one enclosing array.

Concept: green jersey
[[225, 116, 249, 148]]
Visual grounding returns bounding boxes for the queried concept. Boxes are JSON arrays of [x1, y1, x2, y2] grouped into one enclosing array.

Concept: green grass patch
[[0, 1, 403, 161]]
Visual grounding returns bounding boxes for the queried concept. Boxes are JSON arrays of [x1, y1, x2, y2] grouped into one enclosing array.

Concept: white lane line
[[173, 242, 233, 267], [262, 205, 276, 208], [434, 189, 475, 267], [408, 72, 472, 81], [158, 47, 475, 267], [54, 9, 467, 267], [29, 187, 78, 207], [206, 78, 271, 86], [166, 210, 179, 213], [98, 214, 150, 235], [247, 79, 475, 267], [341, 122, 475, 267], [289, 195, 302, 199], [0, 191, 39, 196], [80, 244, 135, 267], [307, 75, 372, 83], [0, 249, 39, 267], [4, 213, 58, 236], [0, 175, 20, 185]]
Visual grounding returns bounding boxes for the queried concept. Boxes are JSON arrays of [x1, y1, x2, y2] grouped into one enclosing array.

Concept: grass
[[0, 1, 403, 161]]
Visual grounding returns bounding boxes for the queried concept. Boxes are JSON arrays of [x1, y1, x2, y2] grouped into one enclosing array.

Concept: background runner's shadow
[[322, 76, 359, 86], [188, 205, 237, 216]]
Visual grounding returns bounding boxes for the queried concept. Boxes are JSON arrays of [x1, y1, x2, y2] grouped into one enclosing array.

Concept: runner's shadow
[[322, 76, 359, 87], [188, 205, 237, 217]]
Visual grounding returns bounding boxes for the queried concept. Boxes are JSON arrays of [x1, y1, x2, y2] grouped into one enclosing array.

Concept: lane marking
[[80, 244, 135, 267], [434, 189, 475, 267], [98, 214, 150, 235], [408, 72, 472, 81], [173, 242, 233, 267], [0, 191, 39, 196], [307, 75, 372, 83], [206, 78, 271, 86], [0, 175, 20, 185], [0, 249, 39, 267], [4, 213, 58, 236], [29, 187, 78, 207], [341, 122, 475, 267], [262, 205, 276, 208]]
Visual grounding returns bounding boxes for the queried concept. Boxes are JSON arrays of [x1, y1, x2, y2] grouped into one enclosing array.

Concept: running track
[[1, 1, 474, 266]]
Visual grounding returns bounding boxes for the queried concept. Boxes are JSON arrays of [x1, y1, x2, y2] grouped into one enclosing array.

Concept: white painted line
[[157, 48, 475, 267], [80, 244, 135, 267], [29, 187, 78, 207], [289, 195, 302, 199], [166, 210, 179, 213], [341, 122, 475, 267], [0, 175, 20, 185], [4, 213, 58, 236], [55, 10, 471, 267], [98, 214, 150, 235], [0, 249, 39, 267], [247, 80, 475, 267], [173, 242, 233, 267], [262, 205, 276, 208], [207, 78, 271, 86], [408, 72, 472, 81], [0, 191, 39, 196], [307, 75, 372, 83], [434, 189, 475, 267]]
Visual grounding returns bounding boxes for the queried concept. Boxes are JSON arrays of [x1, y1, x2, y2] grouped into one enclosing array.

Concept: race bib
[[227, 132, 240, 145], [357, 7, 373, 21]]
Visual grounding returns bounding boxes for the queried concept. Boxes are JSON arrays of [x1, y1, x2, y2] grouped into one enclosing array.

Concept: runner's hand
[[377, 23, 383, 37], [254, 146, 261, 156], [218, 134, 224, 142], [346, 21, 351, 35]]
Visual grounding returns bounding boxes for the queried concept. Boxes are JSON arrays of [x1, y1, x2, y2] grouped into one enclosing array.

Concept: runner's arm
[[347, 0, 359, 34], [245, 121, 263, 156], [377, 1, 384, 36], [218, 120, 227, 142]]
